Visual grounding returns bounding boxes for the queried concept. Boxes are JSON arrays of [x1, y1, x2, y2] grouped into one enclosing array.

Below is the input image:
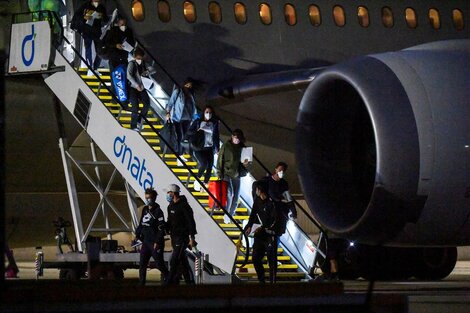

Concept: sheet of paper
[[241, 147, 253, 163], [121, 40, 134, 53], [141, 77, 154, 90], [249, 223, 262, 237]]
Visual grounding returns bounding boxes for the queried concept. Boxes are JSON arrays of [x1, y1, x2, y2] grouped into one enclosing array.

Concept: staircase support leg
[[59, 138, 85, 252]]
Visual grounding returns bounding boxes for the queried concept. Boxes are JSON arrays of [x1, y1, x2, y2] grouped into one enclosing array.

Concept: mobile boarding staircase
[[13, 11, 326, 283]]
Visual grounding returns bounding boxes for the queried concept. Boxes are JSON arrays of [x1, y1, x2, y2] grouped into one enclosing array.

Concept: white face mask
[[119, 25, 126, 32], [277, 171, 284, 179], [204, 112, 212, 120], [92, 2, 99, 8], [136, 59, 142, 65]]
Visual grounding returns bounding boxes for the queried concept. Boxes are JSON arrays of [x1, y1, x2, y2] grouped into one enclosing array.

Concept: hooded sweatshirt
[[166, 195, 197, 239], [135, 204, 166, 243], [217, 140, 243, 178]]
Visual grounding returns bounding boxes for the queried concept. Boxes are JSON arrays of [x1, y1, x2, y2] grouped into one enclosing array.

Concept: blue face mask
[[166, 195, 173, 203]]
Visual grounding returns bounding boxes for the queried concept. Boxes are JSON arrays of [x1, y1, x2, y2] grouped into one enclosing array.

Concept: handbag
[[159, 121, 178, 153], [190, 129, 206, 151]]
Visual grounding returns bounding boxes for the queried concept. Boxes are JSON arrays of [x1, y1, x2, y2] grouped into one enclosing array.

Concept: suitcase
[[208, 180, 228, 212]]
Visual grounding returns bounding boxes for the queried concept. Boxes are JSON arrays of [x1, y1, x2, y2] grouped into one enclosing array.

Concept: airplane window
[[131, 0, 145, 22], [429, 8, 440, 29], [382, 6, 394, 28], [357, 6, 369, 27], [234, 2, 247, 24], [157, 0, 171, 23], [309, 5, 321, 26], [333, 5, 346, 27], [183, 1, 196, 23], [452, 9, 464, 30], [259, 3, 272, 25], [405, 7, 417, 29], [284, 4, 297, 26], [209, 2, 222, 24]]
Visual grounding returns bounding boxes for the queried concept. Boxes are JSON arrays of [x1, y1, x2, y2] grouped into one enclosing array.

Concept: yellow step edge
[[240, 248, 284, 253], [166, 161, 197, 167], [81, 75, 111, 80], [236, 256, 291, 262], [236, 272, 305, 278], [238, 264, 298, 270], [78, 68, 110, 72]]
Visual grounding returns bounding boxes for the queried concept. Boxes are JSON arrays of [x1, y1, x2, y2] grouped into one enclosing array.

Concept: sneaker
[[224, 214, 231, 224], [132, 127, 140, 132], [177, 158, 183, 167], [193, 180, 201, 192], [86, 69, 94, 77], [179, 155, 188, 162]]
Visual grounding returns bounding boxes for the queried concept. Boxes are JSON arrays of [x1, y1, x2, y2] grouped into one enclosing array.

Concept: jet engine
[[296, 40, 469, 279]]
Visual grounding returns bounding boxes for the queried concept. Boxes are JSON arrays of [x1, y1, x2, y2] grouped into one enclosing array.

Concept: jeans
[[193, 147, 214, 183], [129, 87, 150, 129], [174, 120, 191, 156], [166, 236, 194, 285], [83, 31, 102, 70], [139, 241, 168, 285], [225, 175, 241, 216]]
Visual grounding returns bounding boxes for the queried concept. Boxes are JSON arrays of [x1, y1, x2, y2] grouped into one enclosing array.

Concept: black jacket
[[166, 196, 197, 239], [135, 204, 166, 243], [72, 1, 108, 31], [187, 117, 220, 153], [105, 26, 135, 67], [245, 197, 275, 238]]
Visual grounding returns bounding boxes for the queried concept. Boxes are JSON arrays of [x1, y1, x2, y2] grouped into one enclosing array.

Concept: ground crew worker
[[135, 188, 169, 285], [244, 181, 276, 283], [164, 184, 197, 285]]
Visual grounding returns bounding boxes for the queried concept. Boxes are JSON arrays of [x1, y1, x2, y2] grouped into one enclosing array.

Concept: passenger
[[164, 184, 197, 285], [127, 48, 151, 131], [256, 162, 297, 283], [244, 181, 276, 283], [187, 105, 220, 191], [165, 78, 198, 163], [216, 128, 249, 224], [135, 188, 169, 286], [105, 15, 135, 72], [71, 0, 108, 76], [260, 162, 297, 221]]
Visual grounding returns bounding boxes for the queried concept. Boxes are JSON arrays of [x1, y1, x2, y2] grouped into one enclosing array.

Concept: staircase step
[[81, 75, 111, 80], [177, 176, 218, 181], [240, 247, 284, 254], [238, 264, 299, 270], [235, 272, 306, 280], [236, 255, 291, 262]]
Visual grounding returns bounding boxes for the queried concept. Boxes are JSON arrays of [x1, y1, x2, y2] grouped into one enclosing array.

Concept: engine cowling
[[296, 40, 470, 246]]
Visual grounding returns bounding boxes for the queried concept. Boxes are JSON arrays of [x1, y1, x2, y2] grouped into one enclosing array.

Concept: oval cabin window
[[183, 1, 196, 23], [131, 0, 145, 22], [209, 2, 222, 24], [428, 8, 440, 29], [259, 3, 272, 25], [357, 6, 370, 27], [452, 9, 464, 31], [157, 0, 171, 23], [333, 5, 345, 27], [234, 2, 247, 25], [309, 5, 321, 26], [284, 4, 297, 26], [382, 6, 394, 28], [405, 7, 417, 29]]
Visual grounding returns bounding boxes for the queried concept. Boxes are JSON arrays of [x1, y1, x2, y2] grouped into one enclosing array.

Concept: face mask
[[136, 59, 142, 65], [232, 137, 240, 145], [92, 2, 99, 8], [277, 171, 284, 179], [146, 198, 155, 206], [166, 194, 173, 203], [119, 25, 126, 32], [255, 189, 261, 197], [204, 113, 212, 120]]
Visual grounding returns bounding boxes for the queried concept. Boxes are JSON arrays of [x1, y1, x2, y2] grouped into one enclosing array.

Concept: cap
[[164, 184, 180, 193]]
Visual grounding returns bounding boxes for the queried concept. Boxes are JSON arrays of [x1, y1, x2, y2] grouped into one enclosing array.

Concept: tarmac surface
[[2, 261, 470, 312]]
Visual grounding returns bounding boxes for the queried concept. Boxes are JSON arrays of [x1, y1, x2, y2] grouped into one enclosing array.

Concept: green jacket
[[217, 140, 243, 178]]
